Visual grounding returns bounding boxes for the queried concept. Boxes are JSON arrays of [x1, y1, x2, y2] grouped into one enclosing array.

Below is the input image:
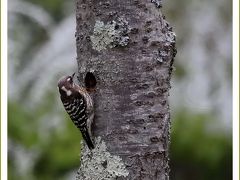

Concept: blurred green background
[[8, 0, 232, 179]]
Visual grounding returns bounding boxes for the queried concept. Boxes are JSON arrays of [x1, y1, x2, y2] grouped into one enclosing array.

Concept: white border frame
[[1, 0, 8, 179], [1, 0, 239, 180]]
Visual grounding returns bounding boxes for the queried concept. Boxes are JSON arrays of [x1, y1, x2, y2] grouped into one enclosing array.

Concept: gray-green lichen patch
[[90, 18, 130, 51], [76, 137, 129, 180]]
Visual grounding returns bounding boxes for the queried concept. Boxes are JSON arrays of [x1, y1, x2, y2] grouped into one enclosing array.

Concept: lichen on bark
[[76, 137, 129, 180], [90, 18, 130, 51]]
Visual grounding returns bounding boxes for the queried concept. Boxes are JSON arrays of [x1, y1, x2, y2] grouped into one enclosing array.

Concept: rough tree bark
[[75, 0, 176, 179]]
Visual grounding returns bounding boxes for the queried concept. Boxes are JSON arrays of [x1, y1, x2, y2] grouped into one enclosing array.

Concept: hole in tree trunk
[[85, 72, 97, 91]]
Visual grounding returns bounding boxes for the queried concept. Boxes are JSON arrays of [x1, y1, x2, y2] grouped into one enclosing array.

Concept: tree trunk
[[75, 0, 176, 179]]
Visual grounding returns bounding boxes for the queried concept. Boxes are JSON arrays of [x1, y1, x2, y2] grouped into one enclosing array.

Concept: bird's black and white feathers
[[58, 73, 94, 150]]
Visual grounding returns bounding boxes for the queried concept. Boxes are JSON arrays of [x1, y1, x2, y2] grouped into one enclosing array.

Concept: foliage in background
[[8, 0, 80, 179], [165, 0, 232, 129], [170, 111, 232, 180], [26, 0, 66, 21], [8, 0, 232, 179], [8, 100, 81, 179]]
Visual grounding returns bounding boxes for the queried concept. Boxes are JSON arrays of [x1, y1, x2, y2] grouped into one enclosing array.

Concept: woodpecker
[[58, 73, 95, 150]]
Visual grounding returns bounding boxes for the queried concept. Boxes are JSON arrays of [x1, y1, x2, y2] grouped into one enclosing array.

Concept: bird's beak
[[71, 72, 75, 79]]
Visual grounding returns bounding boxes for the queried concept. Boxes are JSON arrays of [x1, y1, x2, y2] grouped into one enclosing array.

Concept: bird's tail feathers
[[81, 127, 94, 150]]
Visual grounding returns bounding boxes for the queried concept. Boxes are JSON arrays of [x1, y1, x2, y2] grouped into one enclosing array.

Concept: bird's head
[[57, 73, 75, 97]]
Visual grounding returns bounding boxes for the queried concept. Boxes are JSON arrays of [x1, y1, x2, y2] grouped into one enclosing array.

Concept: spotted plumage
[[58, 73, 94, 150]]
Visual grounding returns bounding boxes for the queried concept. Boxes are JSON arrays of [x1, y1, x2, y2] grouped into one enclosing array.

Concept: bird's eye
[[67, 78, 71, 82]]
